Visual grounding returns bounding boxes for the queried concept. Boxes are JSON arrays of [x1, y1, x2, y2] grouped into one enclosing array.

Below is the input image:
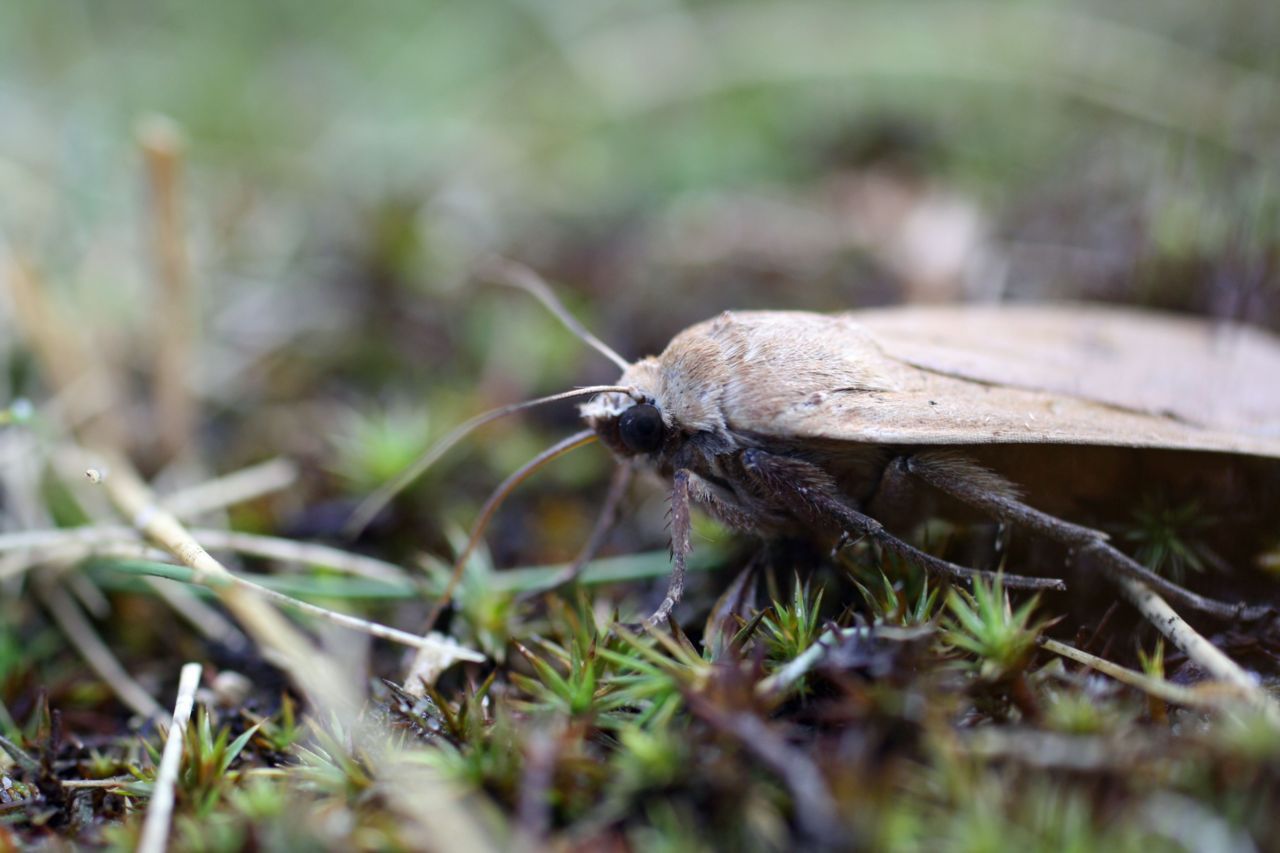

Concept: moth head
[[580, 358, 671, 460]]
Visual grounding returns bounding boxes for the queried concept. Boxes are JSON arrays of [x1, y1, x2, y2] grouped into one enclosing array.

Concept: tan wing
[[687, 307, 1280, 458]]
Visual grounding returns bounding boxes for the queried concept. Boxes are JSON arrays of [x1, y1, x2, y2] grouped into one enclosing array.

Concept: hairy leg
[[903, 452, 1269, 621], [738, 449, 1064, 592], [643, 469, 693, 629], [639, 467, 787, 628], [684, 469, 779, 532]]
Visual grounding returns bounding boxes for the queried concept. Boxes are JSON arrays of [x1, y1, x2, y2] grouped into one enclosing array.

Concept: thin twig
[[757, 624, 932, 697], [190, 528, 413, 584], [161, 458, 299, 519], [1038, 637, 1246, 712], [958, 728, 1167, 772], [145, 577, 251, 653], [0, 523, 412, 584], [92, 450, 362, 714], [60, 776, 135, 790], [137, 662, 201, 853], [1110, 575, 1278, 718], [758, 626, 863, 697], [36, 581, 167, 722]]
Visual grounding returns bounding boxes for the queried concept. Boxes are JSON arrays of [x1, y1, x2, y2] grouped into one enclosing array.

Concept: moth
[[578, 302, 1280, 627], [359, 263, 1280, 637]]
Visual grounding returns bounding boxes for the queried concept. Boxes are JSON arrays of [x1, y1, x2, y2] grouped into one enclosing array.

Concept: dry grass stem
[[757, 624, 933, 696], [1112, 575, 1278, 717], [225, 567, 475, 653], [0, 518, 454, 653], [4, 256, 126, 447], [1039, 637, 1246, 712], [137, 662, 202, 853], [138, 116, 197, 461], [36, 580, 167, 722], [72, 461, 476, 659], [144, 577, 251, 652], [160, 458, 299, 519], [958, 728, 1166, 771], [60, 777, 135, 790], [92, 450, 361, 715], [188, 528, 412, 584], [67, 571, 112, 618], [0, 537, 170, 578], [757, 625, 864, 697], [0, 524, 411, 584]]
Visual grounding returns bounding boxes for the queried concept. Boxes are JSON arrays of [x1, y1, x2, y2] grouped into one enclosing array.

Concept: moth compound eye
[[618, 404, 665, 454]]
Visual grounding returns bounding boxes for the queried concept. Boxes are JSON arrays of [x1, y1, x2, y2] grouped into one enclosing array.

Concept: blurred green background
[[3, 5, 1280, 847], [3, 0, 1279, 561]]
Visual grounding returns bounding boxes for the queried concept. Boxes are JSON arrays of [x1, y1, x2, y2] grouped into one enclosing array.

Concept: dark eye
[[618, 404, 665, 454]]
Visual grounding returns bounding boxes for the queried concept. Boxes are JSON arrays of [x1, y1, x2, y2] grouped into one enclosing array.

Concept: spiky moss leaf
[[942, 576, 1049, 682]]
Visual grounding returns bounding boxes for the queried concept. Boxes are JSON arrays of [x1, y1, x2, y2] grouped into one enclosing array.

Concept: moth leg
[[903, 452, 1270, 621], [684, 470, 784, 532], [517, 464, 633, 601], [863, 449, 919, 523], [643, 468, 694, 629], [638, 468, 787, 629], [738, 449, 1065, 592]]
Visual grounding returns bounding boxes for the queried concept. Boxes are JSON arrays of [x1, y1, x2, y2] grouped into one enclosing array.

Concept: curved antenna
[[422, 429, 598, 631], [344, 386, 635, 538], [479, 257, 631, 373]]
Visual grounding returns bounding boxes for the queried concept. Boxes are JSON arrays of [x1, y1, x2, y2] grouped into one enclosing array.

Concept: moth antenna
[[423, 429, 598, 631], [479, 257, 632, 373], [344, 386, 635, 538], [515, 462, 634, 600]]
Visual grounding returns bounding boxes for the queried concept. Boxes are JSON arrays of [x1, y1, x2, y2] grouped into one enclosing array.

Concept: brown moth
[[576, 303, 1280, 627], [363, 264, 1280, 654]]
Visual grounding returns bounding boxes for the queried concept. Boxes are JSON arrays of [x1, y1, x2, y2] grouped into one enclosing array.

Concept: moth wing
[[745, 305, 1280, 458]]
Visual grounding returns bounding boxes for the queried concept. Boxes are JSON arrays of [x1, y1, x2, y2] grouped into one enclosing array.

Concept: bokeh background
[[4, 0, 1280, 640], [4, 0, 1278, 569]]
